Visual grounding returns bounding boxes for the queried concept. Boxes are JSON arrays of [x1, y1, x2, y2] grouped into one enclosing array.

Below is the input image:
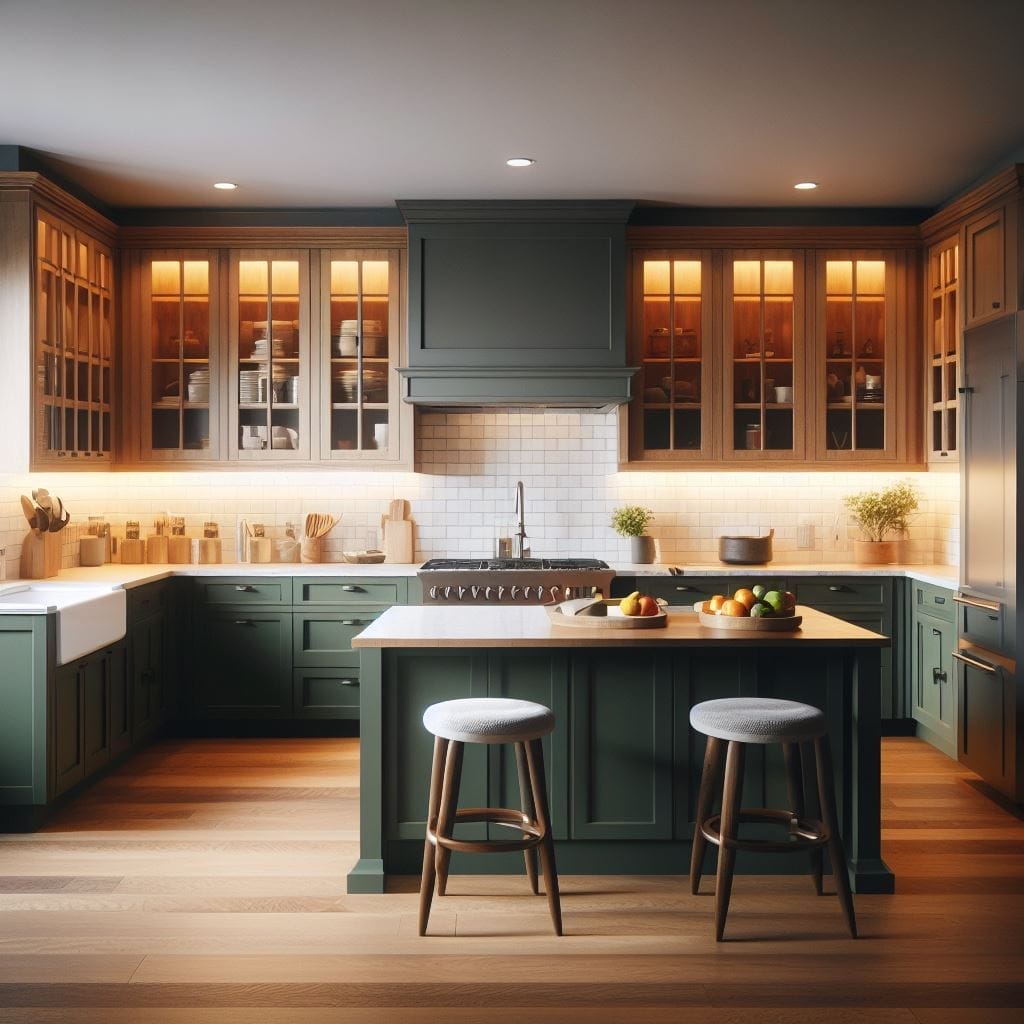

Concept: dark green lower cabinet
[[292, 668, 360, 718], [958, 658, 1015, 797], [192, 611, 292, 717], [911, 613, 956, 758], [131, 612, 165, 741], [53, 662, 85, 798], [109, 643, 132, 758], [571, 651, 673, 840], [82, 654, 111, 777]]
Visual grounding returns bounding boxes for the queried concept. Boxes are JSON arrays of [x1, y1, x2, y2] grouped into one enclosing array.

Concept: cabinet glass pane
[[824, 258, 886, 452], [328, 258, 390, 454], [927, 239, 959, 459], [639, 258, 704, 453], [150, 259, 212, 452], [731, 259, 794, 452]]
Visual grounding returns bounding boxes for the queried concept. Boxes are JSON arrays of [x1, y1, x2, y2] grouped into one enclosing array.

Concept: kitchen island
[[350, 604, 892, 894]]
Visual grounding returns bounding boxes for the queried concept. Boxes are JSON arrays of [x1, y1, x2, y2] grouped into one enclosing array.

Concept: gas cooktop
[[420, 558, 610, 571]]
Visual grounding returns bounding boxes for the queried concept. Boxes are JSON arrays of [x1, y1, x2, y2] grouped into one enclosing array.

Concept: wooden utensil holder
[[167, 536, 192, 564], [248, 537, 271, 563], [146, 535, 169, 564], [20, 531, 60, 579], [198, 538, 222, 564], [300, 537, 323, 563], [120, 538, 145, 565]]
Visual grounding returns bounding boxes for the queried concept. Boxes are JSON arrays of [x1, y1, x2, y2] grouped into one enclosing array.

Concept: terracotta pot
[[853, 539, 904, 564]]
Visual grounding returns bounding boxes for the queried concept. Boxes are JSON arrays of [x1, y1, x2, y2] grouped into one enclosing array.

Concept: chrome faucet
[[514, 480, 529, 559]]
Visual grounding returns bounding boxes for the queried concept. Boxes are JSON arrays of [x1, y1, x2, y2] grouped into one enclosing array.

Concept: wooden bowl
[[693, 600, 802, 632]]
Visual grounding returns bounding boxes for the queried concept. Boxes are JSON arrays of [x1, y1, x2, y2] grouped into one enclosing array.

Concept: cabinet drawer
[[795, 578, 886, 607], [293, 609, 383, 667], [639, 577, 787, 607], [294, 578, 403, 606], [196, 578, 292, 606], [293, 668, 360, 718], [912, 582, 954, 623], [127, 581, 168, 623], [956, 594, 1004, 653]]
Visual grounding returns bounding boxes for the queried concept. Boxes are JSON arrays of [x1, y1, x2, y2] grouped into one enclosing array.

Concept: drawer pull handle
[[828, 585, 847, 593], [233, 619, 255, 627], [933, 596, 946, 605], [953, 593, 1001, 613], [951, 650, 998, 675], [235, 585, 256, 593], [339, 679, 358, 687], [341, 585, 364, 593], [675, 585, 693, 592], [341, 620, 363, 627]]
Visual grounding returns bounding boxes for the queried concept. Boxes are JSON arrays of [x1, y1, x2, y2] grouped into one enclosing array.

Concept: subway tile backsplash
[[0, 411, 960, 577]]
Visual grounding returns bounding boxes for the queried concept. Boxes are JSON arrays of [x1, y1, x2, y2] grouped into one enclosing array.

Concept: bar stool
[[418, 697, 562, 936], [688, 697, 856, 941]]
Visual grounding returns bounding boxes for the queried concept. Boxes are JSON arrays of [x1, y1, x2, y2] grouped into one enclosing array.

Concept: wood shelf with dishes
[[33, 208, 115, 467], [926, 236, 959, 463]]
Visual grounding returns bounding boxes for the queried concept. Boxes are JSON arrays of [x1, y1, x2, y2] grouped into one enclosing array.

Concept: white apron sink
[[0, 583, 127, 665]]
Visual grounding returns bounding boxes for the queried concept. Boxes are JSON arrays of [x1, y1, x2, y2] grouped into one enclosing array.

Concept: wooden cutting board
[[383, 519, 413, 563]]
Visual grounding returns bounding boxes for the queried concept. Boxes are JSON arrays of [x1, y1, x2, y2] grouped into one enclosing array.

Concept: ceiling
[[3, 0, 1024, 211]]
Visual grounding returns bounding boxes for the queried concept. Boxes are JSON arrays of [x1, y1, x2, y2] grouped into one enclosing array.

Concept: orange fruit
[[720, 599, 748, 617], [733, 588, 757, 610], [707, 594, 727, 612]]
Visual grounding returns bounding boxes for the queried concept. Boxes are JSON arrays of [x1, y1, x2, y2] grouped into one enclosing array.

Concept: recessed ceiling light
[[793, 181, 818, 190], [506, 157, 536, 168], [213, 181, 238, 190]]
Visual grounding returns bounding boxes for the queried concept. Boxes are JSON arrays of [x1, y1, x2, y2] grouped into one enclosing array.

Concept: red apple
[[638, 595, 660, 616], [781, 591, 797, 613]]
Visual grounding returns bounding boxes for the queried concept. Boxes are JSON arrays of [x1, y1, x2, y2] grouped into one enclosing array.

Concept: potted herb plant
[[843, 480, 920, 564], [612, 505, 656, 564]]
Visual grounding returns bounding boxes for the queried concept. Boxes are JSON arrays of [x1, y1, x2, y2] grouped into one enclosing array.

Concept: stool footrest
[[428, 806, 544, 855], [701, 808, 830, 854]]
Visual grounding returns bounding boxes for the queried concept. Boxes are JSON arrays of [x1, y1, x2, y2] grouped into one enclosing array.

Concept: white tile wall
[[0, 411, 960, 577]]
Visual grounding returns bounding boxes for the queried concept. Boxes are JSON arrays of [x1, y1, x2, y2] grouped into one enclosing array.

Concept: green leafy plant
[[611, 505, 654, 538], [843, 481, 919, 542]]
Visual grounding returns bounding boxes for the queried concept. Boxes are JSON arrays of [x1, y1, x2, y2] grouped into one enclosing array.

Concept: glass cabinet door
[[632, 253, 712, 459], [232, 253, 309, 460], [928, 238, 959, 461], [33, 211, 113, 464], [726, 255, 803, 459], [820, 256, 891, 458], [320, 250, 400, 460], [143, 255, 220, 460]]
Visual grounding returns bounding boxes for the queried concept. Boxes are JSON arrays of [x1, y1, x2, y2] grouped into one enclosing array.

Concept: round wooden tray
[[693, 600, 802, 632], [547, 598, 668, 629]]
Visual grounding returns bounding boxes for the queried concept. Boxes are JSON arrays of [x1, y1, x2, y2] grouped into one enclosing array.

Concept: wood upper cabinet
[[129, 251, 224, 462], [964, 208, 1008, 327], [33, 208, 115, 467], [725, 251, 806, 461], [629, 251, 714, 460], [926, 236, 960, 463]]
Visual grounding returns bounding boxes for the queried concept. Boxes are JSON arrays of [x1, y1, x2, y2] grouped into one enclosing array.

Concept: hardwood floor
[[0, 736, 1021, 1022]]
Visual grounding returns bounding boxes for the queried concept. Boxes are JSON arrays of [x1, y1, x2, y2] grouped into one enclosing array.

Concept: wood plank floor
[[0, 736, 1021, 1022]]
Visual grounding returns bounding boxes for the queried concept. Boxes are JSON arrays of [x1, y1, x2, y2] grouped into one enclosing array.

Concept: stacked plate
[[331, 367, 387, 402], [252, 337, 289, 359], [239, 369, 266, 404], [334, 319, 387, 358], [187, 368, 210, 404]]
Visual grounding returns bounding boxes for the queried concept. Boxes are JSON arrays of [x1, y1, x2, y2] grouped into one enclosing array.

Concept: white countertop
[[0, 560, 959, 594]]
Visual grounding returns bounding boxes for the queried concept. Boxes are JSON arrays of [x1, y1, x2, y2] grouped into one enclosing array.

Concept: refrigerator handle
[[951, 650, 999, 675], [953, 593, 1001, 613]]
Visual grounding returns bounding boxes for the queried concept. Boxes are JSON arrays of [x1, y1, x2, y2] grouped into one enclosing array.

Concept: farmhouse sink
[[0, 583, 127, 665]]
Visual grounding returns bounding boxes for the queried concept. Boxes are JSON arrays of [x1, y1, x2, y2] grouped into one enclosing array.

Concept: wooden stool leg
[[434, 740, 464, 898], [515, 742, 540, 895], [418, 735, 449, 936], [783, 741, 823, 895], [526, 737, 563, 936], [689, 735, 724, 894], [714, 740, 745, 942], [813, 735, 858, 938]]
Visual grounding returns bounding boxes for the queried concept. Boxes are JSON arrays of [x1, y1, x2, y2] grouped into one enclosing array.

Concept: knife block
[[20, 530, 61, 579]]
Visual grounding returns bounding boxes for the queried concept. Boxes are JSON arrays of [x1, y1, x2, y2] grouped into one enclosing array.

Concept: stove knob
[[429, 586, 439, 600], [511, 585, 521, 600], [457, 586, 467, 600], [549, 586, 561, 603], [471, 585, 481, 600], [497, 586, 506, 601], [523, 586, 533, 600], [444, 586, 452, 600], [485, 586, 494, 601]]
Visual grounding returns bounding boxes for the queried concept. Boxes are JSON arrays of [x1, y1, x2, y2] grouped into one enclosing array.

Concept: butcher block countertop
[[352, 603, 889, 649]]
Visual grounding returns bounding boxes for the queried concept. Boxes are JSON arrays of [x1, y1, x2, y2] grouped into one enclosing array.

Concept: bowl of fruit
[[547, 590, 668, 629], [694, 585, 801, 631]]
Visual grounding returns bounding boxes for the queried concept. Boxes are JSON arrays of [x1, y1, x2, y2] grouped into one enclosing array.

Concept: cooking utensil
[[718, 529, 774, 565], [33, 505, 50, 534], [20, 495, 37, 529]]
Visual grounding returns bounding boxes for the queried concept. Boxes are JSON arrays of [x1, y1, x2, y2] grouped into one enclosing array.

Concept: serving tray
[[547, 598, 668, 629], [693, 600, 802, 632]]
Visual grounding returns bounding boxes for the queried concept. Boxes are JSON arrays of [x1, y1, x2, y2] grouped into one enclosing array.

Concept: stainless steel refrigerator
[[956, 311, 1022, 802]]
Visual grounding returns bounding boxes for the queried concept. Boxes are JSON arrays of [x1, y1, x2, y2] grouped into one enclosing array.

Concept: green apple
[[750, 602, 773, 618], [752, 584, 767, 600], [763, 590, 784, 612]]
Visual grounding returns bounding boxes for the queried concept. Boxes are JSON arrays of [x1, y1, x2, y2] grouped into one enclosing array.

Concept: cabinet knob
[[992, 301, 1001, 309]]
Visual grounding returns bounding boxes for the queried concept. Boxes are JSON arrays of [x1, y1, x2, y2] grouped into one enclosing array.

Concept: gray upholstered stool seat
[[689, 697, 826, 745], [423, 697, 555, 744]]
